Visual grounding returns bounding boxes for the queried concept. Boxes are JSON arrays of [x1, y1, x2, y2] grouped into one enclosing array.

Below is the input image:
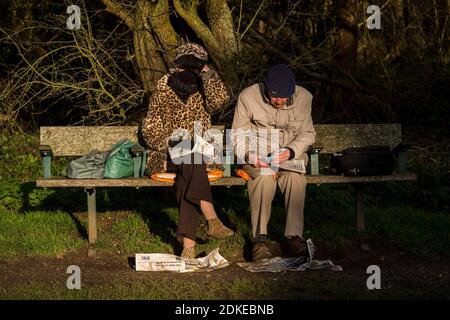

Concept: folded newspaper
[[237, 239, 343, 273], [135, 248, 229, 273], [168, 134, 216, 160], [261, 149, 307, 174], [273, 159, 306, 173]]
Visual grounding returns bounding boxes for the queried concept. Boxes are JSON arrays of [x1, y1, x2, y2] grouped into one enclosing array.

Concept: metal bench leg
[[85, 188, 97, 245], [398, 151, 408, 173], [353, 183, 365, 232], [42, 155, 52, 178], [310, 153, 320, 175]]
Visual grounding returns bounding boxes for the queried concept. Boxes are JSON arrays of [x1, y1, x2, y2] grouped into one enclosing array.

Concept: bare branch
[[100, 0, 134, 29], [173, 0, 218, 51]]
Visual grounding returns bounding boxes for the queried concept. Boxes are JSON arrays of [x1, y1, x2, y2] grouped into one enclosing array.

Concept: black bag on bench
[[330, 146, 395, 176]]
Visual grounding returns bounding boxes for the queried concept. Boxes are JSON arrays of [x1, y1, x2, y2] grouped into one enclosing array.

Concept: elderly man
[[231, 64, 316, 261]]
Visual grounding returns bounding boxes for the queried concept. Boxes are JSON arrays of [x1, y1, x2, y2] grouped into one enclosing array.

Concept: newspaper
[[276, 159, 306, 173], [135, 248, 229, 273], [237, 239, 343, 273], [261, 149, 307, 173], [168, 135, 215, 160]]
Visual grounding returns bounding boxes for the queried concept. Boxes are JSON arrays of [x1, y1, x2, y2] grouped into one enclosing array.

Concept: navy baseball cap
[[264, 64, 296, 98]]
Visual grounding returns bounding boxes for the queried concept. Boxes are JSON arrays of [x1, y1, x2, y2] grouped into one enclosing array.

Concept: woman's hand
[[201, 64, 210, 73]]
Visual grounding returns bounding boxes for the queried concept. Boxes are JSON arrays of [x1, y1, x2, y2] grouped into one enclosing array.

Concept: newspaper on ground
[[135, 248, 229, 273], [237, 239, 343, 273]]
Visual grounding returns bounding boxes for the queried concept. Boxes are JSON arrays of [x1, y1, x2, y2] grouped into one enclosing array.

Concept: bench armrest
[[392, 143, 412, 173], [39, 145, 53, 157], [307, 144, 323, 155], [39, 145, 53, 178], [130, 145, 146, 177], [130, 145, 145, 157], [392, 143, 412, 153], [307, 144, 323, 175]]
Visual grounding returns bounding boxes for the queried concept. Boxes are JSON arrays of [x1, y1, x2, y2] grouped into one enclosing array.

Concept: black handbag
[[330, 146, 395, 176]]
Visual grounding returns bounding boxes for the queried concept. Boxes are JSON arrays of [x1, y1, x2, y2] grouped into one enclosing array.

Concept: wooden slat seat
[[36, 172, 416, 188]]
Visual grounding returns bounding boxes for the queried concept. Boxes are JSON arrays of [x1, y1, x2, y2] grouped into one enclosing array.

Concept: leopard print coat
[[141, 69, 230, 176]]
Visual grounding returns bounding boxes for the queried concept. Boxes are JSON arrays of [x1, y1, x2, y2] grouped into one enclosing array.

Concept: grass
[[2, 271, 448, 300], [366, 206, 450, 257], [1, 182, 450, 260], [0, 186, 449, 300], [0, 209, 85, 259]]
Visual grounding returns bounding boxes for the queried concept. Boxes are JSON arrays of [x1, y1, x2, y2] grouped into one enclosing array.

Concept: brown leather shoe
[[206, 218, 234, 239], [252, 241, 273, 261], [252, 241, 282, 261], [285, 236, 308, 257]]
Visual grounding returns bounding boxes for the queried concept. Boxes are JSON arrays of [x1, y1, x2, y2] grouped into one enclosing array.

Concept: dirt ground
[[0, 241, 449, 299]]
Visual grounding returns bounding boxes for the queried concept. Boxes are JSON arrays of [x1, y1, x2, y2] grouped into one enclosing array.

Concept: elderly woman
[[141, 43, 234, 258]]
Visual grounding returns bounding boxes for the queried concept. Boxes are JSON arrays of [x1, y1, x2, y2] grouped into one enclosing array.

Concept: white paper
[[135, 248, 229, 273], [168, 135, 216, 160], [237, 239, 343, 273]]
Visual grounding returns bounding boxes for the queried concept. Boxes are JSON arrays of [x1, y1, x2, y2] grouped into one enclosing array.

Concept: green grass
[[366, 206, 450, 257], [0, 209, 85, 259], [2, 273, 448, 300], [108, 212, 174, 254], [1, 201, 449, 260]]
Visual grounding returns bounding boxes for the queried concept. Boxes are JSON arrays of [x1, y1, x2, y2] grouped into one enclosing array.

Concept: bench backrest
[[40, 123, 402, 156], [314, 123, 401, 153], [40, 126, 140, 156]]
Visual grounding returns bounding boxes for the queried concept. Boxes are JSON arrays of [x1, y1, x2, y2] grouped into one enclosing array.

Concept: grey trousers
[[242, 155, 308, 239]]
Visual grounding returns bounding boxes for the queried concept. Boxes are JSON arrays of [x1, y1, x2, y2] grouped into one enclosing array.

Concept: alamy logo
[[366, 265, 381, 289], [66, 5, 81, 30], [366, 5, 381, 30], [66, 265, 81, 289]]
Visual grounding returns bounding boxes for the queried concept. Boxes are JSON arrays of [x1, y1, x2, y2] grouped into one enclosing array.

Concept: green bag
[[104, 139, 147, 179]]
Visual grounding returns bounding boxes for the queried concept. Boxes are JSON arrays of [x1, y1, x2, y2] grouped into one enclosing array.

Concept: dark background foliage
[[0, 0, 448, 211]]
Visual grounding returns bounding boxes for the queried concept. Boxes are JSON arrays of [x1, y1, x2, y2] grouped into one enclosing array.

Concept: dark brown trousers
[[173, 153, 212, 241]]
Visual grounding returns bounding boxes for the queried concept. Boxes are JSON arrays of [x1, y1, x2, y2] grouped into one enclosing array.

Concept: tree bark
[[101, 0, 167, 92], [331, 0, 358, 116], [148, 0, 180, 63], [101, 0, 239, 91], [206, 0, 239, 63], [133, 0, 167, 91]]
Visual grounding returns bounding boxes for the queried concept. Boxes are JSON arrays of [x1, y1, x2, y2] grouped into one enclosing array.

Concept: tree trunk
[[101, 0, 239, 92], [133, 1, 167, 91], [330, 0, 358, 118], [148, 0, 180, 63], [205, 0, 239, 64]]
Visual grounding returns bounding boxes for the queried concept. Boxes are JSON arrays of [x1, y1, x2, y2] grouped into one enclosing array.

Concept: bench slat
[[314, 124, 401, 153], [40, 126, 139, 156], [39, 124, 402, 156], [36, 173, 416, 188]]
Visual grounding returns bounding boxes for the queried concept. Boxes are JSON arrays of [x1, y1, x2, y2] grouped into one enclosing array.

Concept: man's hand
[[270, 148, 290, 165], [248, 152, 269, 168]]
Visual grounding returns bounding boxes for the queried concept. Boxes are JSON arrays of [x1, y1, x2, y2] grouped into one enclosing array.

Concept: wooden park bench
[[36, 124, 417, 248]]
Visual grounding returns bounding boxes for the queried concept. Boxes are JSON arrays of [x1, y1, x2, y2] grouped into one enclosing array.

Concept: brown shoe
[[252, 240, 282, 261], [181, 246, 196, 259], [252, 241, 273, 261], [284, 236, 308, 257], [206, 218, 234, 239]]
